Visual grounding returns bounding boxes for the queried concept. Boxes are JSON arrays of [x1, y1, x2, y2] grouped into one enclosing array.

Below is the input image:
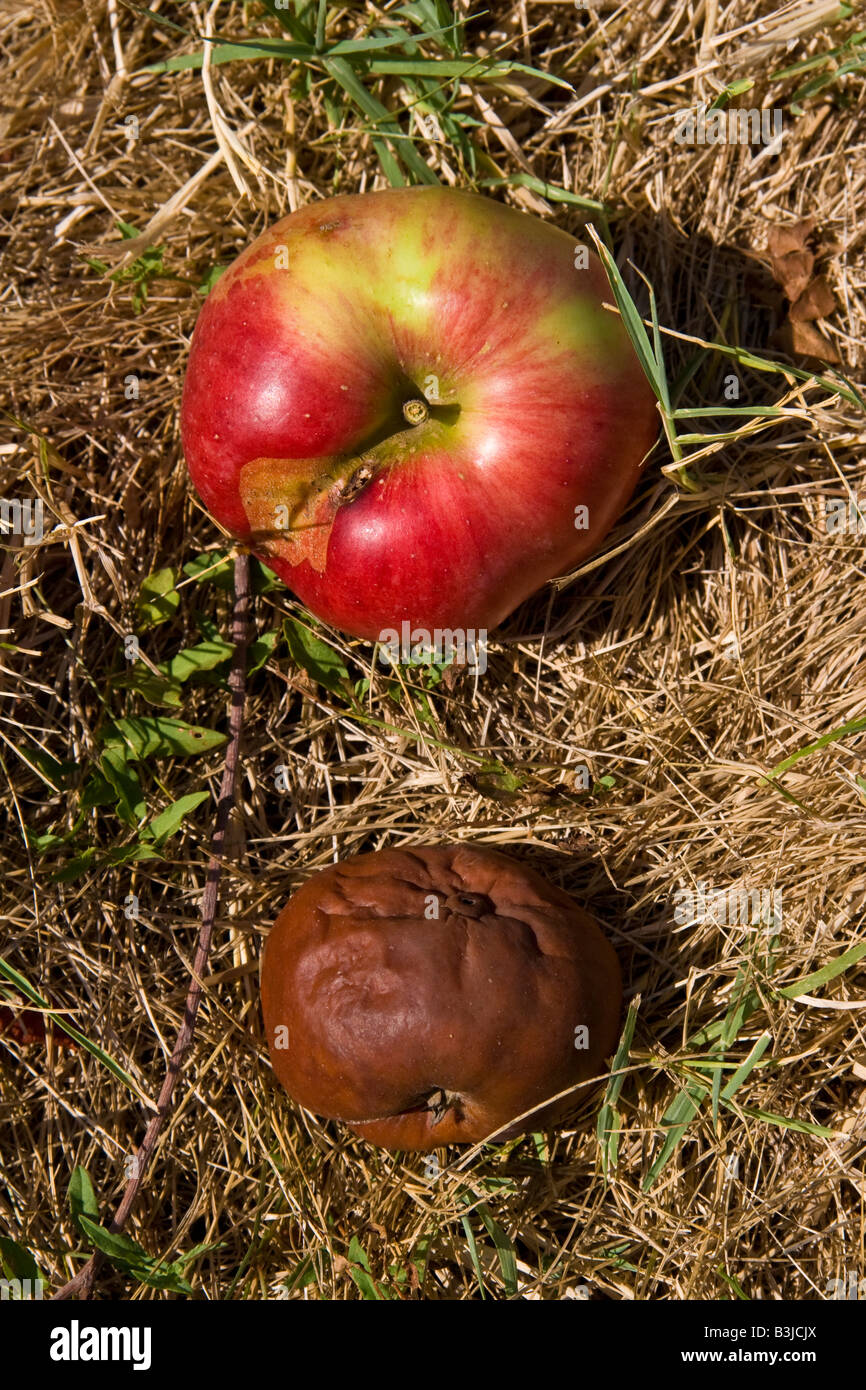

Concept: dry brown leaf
[[772, 249, 815, 302], [766, 216, 816, 260], [789, 274, 837, 322], [775, 318, 841, 362]]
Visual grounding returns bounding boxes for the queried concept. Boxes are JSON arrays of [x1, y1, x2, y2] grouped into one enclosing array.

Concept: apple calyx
[[426, 1088, 462, 1124], [444, 891, 493, 918], [402, 398, 429, 426]]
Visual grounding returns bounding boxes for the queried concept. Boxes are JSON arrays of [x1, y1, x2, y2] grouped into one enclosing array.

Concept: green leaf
[[136, 1263, 195, 1295], [76, 1215, 196, 1293], [115, 667, 183, 707], [15, 745, 75, 792], [77, 1216, 144, 1264], [283, 617, 349, 692], [252, 559, 281, 594], [773, 28, 865, 80], [323, 54, 439, 186], [136, 568, 180, 628], [395, 0, 463, 55], [25, 830, 69, 853], [684, 339, 864, 409], [50, 848, 97, 881], [259, 0, 315, 42], [777, 941, 866, 999], [79, 771, 119, 812], [708, 78, 754, 109], [346, 1266, 386, 1299], [144, 40, 314, 74], [50, 842, 160, 884], [68, 1167, 99, 1230], [0, 1236, 42, 1284], [102, 716, 227, 761], [281, 1254, 317, 1293], [0, 957, 148, 1100], [141, 791, 209, 847], [198, 264, 228, 295], [672, 406, 786, 418], [329, 29, 461, 59], [366, 55, 569, 85], [100, 748, 146, 826], [346, 1237, 388, 1299], [347, 1236, 371, 1272], [717, 1265, 750, 1300], [182, 551, 234, 590], [476, 1205, 518, 1295], [248, 629, 279, 675], [166, 638, 234, 684]]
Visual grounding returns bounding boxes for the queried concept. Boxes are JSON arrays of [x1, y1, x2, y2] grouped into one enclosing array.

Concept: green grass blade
[[323, 54, 438, 185], [777, 942, 866, 999], [329, 26, 473, 58], [720, 1032, 772, 1102], [258, 0, 315, 42], [460, 1215, 487, 1298], [772, 29, 865, 79], [642, 1081, 706, 1191], [586, 225, 667, 401], [0, 958, 150, 1103], [665, 334, 864, 409], [764, 714, 866, 779], [476, 1205, 518, 1295], [724, 1102, 835, 1138], [717, 1265, 750, 1300], [143, 40, 313, 73], [366, 56, 572, 89], [478, 173, 604, 211], [314, 0, 327, 52], [597, 998, 638, 1179]]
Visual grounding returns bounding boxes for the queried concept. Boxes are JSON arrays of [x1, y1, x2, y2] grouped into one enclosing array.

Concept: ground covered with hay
[[1, 0, 864, 1301]]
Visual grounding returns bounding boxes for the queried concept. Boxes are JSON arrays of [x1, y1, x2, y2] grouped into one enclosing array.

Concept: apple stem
[[402, 398, 429, 426]]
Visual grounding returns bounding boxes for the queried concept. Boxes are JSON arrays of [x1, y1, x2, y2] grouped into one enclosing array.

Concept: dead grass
[[1, 0, 865, 1300]]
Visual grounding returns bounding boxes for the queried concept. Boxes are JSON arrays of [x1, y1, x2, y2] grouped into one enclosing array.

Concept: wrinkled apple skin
[[260, 844, 622, 1150], [181, 188, 657, 640]]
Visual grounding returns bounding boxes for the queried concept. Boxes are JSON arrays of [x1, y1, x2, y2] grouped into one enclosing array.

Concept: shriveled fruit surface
[[261, 843, 621, 1149]]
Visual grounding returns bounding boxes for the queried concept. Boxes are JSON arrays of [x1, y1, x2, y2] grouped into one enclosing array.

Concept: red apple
[[181, 188, 657, 642]]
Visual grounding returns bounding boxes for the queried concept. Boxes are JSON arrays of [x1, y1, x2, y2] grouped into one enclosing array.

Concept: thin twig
[[51, 552, 251, 1301]]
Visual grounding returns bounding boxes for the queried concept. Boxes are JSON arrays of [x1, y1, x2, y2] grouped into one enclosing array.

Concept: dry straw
[[0, 0, 864, 1301]]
